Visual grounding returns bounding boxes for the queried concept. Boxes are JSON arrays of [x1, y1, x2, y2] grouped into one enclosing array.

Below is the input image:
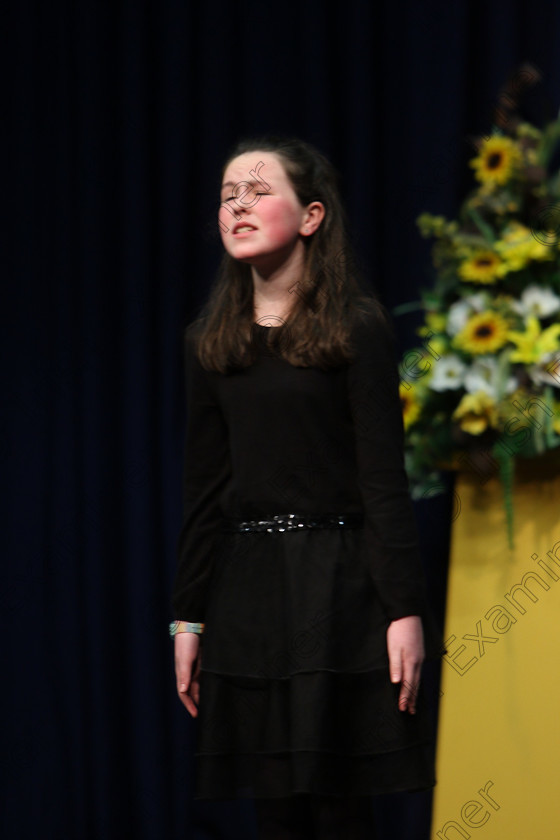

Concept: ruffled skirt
[[193, 526, 437, 800]]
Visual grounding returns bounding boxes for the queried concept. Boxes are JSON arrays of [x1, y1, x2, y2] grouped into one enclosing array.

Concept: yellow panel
[[431, 458, 560, 839]]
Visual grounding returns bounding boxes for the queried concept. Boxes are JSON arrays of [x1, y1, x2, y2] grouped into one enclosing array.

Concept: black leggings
[[254, 793, 375, 839]]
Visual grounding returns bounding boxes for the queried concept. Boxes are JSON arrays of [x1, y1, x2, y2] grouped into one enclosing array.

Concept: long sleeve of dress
[[347, 308, 428, 622], [170, 325, 231, 623]]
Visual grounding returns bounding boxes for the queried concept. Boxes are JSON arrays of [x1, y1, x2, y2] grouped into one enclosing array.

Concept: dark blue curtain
[[4, 1, 559, 838]]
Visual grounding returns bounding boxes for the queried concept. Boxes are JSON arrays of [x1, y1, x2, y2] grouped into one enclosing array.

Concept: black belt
[[222, 513, 364, 533]]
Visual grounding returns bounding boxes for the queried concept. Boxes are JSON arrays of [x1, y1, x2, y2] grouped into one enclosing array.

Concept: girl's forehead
[[222, 151, 285, 183]]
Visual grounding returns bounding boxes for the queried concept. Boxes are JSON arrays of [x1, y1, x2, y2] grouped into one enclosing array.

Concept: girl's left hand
[[386, 615, 425, 714]]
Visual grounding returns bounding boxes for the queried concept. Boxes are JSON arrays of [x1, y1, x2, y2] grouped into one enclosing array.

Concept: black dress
[[171, 309, 440, 801]]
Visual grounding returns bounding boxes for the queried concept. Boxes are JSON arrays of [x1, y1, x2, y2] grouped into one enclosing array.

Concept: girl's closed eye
[[221, 192, 268, 203]]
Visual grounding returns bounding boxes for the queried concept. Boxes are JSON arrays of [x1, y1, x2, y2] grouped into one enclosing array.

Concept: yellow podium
[[431, 454, 560, 839]]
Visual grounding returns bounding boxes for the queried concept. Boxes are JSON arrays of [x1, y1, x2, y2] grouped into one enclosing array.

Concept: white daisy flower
[[528, 351, 560, 389], [465, 292, 489, 310], [510, 285, 560, 319], [429, 355, 467, 391], [446, 301, 470, 336], [447, 293, 488, 336], [464, 356, 517, 399]]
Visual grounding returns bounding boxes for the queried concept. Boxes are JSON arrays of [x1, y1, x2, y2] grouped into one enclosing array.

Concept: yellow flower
[[525, 148, 539, 165], [428, 336, 447, 358], [452, 391, 500, 435], [469, 136, 522, 188], [506, 315, 560, 364], [458, 250, 503, 284], [417, 312, 447, 337], [494, 221, 555, 275], [417, 214, 459, 238], [400, 382, 421, 430], [516, 122, 542, 141], [552, 401, 560, 436], [453, 311, 510, 355]]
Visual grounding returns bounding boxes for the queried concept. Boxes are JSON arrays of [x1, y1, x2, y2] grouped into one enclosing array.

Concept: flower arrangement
[[398, 113, 560, 547]]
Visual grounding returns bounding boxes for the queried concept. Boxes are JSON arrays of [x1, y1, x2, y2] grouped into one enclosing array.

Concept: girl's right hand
[[174, 632, 202, 717]]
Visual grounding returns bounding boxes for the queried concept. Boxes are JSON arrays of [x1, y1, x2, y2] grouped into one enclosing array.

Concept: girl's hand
[[174, 633, 202, 718], [386, 615, 425, 714]]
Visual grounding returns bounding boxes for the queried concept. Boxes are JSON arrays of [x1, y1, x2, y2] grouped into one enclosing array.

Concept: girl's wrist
[[169, 620, 205, 637]]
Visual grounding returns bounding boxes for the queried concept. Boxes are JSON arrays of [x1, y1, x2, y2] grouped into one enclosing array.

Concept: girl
[[170, 137, 440, 839]]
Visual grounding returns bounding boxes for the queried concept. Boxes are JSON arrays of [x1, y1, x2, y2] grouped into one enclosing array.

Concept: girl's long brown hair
[[192, 136, 388, 373]]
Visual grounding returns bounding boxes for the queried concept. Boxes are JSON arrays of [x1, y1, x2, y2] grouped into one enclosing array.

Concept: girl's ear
[[300, 201, 326, 236]]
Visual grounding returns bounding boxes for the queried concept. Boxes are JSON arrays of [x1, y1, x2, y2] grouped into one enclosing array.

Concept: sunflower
[[469, 135, 522, 188], [399, 382, 421, 430], [453, 310, 510, 355], [452, 391, 500, 435], [458, 250, 503, 284]]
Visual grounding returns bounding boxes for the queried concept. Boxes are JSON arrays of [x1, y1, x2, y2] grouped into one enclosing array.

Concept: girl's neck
[[252, 284, 296, 323], [250, 244, 304, 322]]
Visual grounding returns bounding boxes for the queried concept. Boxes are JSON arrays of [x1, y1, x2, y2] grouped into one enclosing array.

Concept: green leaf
[[491, 442, 516, 551], [391, 300, 425, 317], [544, 385, 557, 447], [495, 348, 513, 400], [536, 118, 560, 169], [466, 207, 496, 244]]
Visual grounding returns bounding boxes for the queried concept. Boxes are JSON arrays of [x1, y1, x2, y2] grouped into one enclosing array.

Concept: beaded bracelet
[[169, 620, 204, 637]]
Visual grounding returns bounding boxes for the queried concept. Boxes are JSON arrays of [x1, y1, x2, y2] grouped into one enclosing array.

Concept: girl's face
[[219, 151, 315, 269]]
